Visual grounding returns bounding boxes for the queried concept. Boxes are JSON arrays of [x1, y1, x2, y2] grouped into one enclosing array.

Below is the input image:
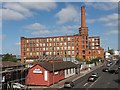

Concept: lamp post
[[52, 58, 54, 85], [52, 47, 54, 85]]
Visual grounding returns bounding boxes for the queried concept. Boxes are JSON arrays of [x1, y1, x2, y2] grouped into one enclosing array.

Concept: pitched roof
[[34, 61, 76, 71], [2, 61, 25, 67]]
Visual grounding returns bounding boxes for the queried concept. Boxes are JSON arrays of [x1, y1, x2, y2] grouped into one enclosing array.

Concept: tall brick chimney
[[79, 5, 88, 59], [81, 5, 86, 27], [79, 5, 88, 35]]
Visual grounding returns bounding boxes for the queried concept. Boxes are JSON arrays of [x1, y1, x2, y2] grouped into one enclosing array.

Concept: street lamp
[[52, 47, 54, 85], [52, 59, 54, 85]]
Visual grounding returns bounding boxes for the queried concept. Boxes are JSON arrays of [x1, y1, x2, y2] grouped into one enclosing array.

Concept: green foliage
[[75, 58, 82, 62], [108, 49, 114, 55], [86, 57, 102, 64], [2, 53, 17, 62], [93, 57, 102, 62], [86, 61, 93, 64]]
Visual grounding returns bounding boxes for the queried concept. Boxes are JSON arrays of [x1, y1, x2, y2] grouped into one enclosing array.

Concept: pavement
[[29, 62, 104, 89]]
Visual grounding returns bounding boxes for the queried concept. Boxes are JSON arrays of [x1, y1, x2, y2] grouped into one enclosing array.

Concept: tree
[[86, 57, 102, 64], [2, 53, 17, 62], [75, 57, 82, 62], [108, 49, 114, 55]]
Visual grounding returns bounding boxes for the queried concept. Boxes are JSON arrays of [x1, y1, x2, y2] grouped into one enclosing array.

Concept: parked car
[[108, 70, 115, 74], [102, 68, 109, 72], [107, 64, 111, 67], [109, 62, 112, 65], [13, 83, 29, 90], [107, 60, 110, 62], [64, 81, 74, 88], [114, 70, 118, 74], [88, 76, 97, 82], [91, 73, 99, 78], [118, 66, 120, 69]]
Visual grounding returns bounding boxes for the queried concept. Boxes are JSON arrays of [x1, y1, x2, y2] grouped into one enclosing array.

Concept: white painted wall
[[44, 71, 48, 81], [80, 63, 95, 70], [64, 68, 75, 78], [105, 52, 111, 59], [114, 51, 119, 56]]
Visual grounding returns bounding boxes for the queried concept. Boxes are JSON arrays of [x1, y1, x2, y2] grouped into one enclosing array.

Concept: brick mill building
[[21, 6, 104, 63]]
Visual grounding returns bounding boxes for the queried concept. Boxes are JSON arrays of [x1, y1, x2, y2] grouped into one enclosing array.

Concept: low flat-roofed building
[[26, 61, 76, 86]]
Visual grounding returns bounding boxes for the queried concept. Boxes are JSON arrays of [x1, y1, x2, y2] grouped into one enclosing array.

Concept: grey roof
[[37, 55, 64, 62], [2, 61, 25, 68], [34, 61, 76, 71], [26, 55, 65, 62]]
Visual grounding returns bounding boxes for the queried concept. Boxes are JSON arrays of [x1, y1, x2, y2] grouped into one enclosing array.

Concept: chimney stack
[[81, 6, 86, 27]]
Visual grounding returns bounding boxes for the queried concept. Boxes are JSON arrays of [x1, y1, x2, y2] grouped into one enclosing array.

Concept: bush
[[75, 58, 82, 62], [86, 57, 102, 64], [2, 53, 17, 62]]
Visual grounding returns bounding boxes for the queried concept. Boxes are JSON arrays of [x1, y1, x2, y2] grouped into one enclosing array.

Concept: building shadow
[[114, 79, 120, 85]]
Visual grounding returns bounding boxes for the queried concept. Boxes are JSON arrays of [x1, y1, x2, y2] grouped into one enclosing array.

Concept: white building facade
[[105, 52, 111, 59], [64, 68, 76, 78]]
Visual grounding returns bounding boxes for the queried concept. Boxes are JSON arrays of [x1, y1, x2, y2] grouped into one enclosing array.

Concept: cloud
[[104, 30, 119, 35], [1, 2, 57, 21], [99, 13, 118, 27], [53, 25, 79, 34], [99, 13, 118, 22], [31, 30, 50, 36], [86, 19, 96, 24], [105, 21, 118, 26], [87, 13, 118, 27], [55, 5, 79, 24], [24, 23, 79, 36], [24, 23, 50, 36], [4, 2, 32, 16], [85, 2, 118, 11], [1, 8, 26, 20], [19, 2, 57, 11], [24, 23, 47, 30]]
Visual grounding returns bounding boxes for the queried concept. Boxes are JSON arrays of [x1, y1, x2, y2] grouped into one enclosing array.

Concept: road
[[72, 60, 120, 89], [58, 60, 119, 89]]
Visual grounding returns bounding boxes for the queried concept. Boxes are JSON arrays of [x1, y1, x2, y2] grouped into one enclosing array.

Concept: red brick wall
[[85, 48, 104, 61], [26, 65, 64, 86], [26, 65, 49, 86], [49, 70, 64, 85]]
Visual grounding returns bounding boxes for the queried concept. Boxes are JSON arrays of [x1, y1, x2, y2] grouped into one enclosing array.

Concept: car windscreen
[[65, 82, 70, 84]]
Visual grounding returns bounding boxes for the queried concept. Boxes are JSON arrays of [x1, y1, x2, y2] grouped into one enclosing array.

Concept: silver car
[[91, 73, 99, 78], [13, 83, 30, 90], [64, 81, 74, 88]]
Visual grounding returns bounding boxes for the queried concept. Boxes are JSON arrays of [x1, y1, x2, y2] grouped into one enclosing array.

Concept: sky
[[0, 1, 119, 55]]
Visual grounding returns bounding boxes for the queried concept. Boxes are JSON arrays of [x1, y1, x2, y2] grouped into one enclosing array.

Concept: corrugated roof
[[34, 61, 76, 71]]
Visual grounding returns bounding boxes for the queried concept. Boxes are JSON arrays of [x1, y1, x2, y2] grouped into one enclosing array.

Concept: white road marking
[[88, 76, 102, 88], [83, 83, 88, 86]]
